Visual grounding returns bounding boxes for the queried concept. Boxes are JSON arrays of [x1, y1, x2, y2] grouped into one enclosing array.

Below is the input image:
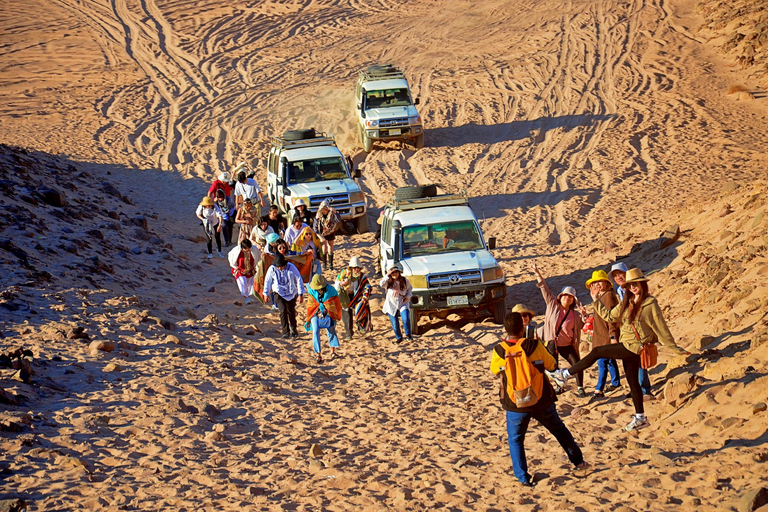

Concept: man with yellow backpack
[[490, 311, 588, 487]]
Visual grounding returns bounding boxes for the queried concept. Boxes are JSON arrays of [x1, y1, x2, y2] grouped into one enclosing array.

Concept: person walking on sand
[[530, 262, 586, 397], [585, 270, 621, 402], [214, 189, 236, 247], [314, 199, 341, 271], [305, 274, 342, 363], [231, 239, 257, 305], [208, 172, 233, 199], [380, 264, 413, 344], [512, 304, 538, 340], [235, 197, 258, 244], [551, 268, 691, 432], [336, 256, 373, 340], [490, 311, 588, 487], [262, 253, 304, 339], [234, 170, 265, 211], [284, 214, 309, 247], [196, 196, 223, 259], [610, 262, 652, 396]]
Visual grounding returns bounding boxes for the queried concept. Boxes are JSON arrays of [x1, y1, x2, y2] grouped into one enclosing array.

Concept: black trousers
[[558, 344, 583, 388], [275, 295, 298, 336], [221, 219, 233, 246], [203, 224, 222, 253], [569, 344, 644, 414]]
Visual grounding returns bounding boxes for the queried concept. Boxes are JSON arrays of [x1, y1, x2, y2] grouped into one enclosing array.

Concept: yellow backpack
[[498, 340, 544, 409]]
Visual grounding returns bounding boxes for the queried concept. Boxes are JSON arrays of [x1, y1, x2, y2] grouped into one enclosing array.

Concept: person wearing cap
[[284, 214, 310, 247], [195, 196, 223, 259], [232, 238, 257, 304], [262, 252, 304, 338], [235, 197, 258, 244], [530, 262, 586, 397], [305, 274, 342, 363], [313, 200, 341, 271], [214, 189, 236, 247], [380, 264, 413, 344], [336, 256, 373, 340], [289, 198, 314, 226], [610, 262, 652, 396], [584, 270, 621, 402], [234, 170, 265, 211], [263, 232, 281, 255], [552, 268, 691, 432], [208, 172, 233, 199], [511, 304, 538, 340]]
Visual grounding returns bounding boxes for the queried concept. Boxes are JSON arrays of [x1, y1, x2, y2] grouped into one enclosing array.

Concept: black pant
[[558, 344, 583, 388], [275, 295, 298, 336], [221, 219, 233, 246], [341, 308, 354, 339], [204, 224, 222, 254], [569, 344, 644, 414]]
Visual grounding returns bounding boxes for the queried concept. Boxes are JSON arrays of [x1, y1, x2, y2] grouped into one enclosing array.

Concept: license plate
[[447, 295, 468, 306], [389, 129, 401, 136]]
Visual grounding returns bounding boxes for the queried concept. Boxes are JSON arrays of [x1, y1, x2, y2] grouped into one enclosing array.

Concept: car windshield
[[401, 221, 484, 257], [364, 88, 412, 109], [286, 157, 348, 184]]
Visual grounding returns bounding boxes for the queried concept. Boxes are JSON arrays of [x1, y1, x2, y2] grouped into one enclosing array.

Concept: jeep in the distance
[[355, 64, 424, 152], [266, 129, 368, 233], [379, 186, 506, 334]]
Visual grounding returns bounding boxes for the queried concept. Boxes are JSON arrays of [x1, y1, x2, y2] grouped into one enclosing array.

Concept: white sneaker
[[625, 416, 649, 432], [217, 250, 224, 258], [244, 297, 252, 305], [271, 304, 278, 311], [548, 369, 568, 390], [206, 253, 213, 259]]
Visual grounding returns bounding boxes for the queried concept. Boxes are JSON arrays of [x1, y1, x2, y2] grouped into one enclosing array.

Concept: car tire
[[355, 215, 369, 234], [409, 309, 420, 336], [492, 300, 506, 325], [414, 133, 425, 149], [394, 184, 438, 200], [283, 129, 316, 141], [363, 131, 373, 152]]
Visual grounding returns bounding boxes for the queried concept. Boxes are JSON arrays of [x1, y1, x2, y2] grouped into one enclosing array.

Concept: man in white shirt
[[262, 253, 304, 338], [234, 171, 265, 211]]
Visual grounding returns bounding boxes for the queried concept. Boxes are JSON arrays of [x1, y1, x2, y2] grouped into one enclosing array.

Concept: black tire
[[283, 128, 316, 141], [409, 309, 420, 336], [414, 133, 425, 149], [355, 215, 369, 234], [367, 64, 397, 76], [394, 184, 437, 200], [492, 300, 506, 325]]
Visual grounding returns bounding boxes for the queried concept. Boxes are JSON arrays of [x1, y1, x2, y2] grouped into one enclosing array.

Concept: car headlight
[[408, 116, 421, 125], [483, 267, 504, 282], [365, 119, 379, 128], [408, 274, 427, 289], [349, 191, 365, 203]]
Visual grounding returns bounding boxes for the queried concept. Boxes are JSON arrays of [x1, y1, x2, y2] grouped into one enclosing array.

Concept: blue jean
[[506, 404, 584, 484], [639, 368, 652, 395], [387, 309, 411, 340], [595, 358, 621, 391], [310, 315, 339, 354]]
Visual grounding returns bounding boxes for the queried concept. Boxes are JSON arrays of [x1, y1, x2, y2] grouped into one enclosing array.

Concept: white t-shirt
[[284, 223, 309, 246], [196, 204, 220, 227], [234, 178, 261, 201]]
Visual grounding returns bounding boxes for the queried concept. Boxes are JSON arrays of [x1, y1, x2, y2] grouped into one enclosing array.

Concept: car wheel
[[414, 133, 425, 149]]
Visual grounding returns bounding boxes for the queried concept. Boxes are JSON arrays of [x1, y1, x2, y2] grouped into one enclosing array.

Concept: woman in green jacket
[[552, 268, 689, 432]]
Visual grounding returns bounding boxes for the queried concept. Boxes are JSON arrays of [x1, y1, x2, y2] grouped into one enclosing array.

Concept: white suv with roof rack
[[356, 64, 424, 152], [379, 186, 506, 334], [267, 128, 368, 233]]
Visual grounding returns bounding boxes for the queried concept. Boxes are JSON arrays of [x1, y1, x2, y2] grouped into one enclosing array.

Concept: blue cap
[[609, 262, 629, 276], [266, 233, 280, 244]]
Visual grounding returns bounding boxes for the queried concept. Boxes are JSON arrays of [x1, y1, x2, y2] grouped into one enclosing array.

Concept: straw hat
[[557, 286, 577, 301], [511, 304, 535, 316], [622, 268, 648, 287], [585, 270, 611, 288], [609, 262, 628, 278], [386, 263, 402, 276], [200, 196, 214, 207], [309, 274, 327, 290], [349, 256, 361, 268]]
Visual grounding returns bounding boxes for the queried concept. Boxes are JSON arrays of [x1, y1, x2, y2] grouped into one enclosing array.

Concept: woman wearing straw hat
[[195, 196, 223, 259], [305, 274, 343, 363], [530, 262, 586, 397], [336, 256, 373, 340], [552, 268, 690, 432], [511, 304, 538, 340], [380, 263, 413, 344], [584, 270, 621, 402]]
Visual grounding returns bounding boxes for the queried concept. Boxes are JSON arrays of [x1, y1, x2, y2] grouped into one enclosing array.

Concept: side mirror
[[357, 103, 362, 110], [414, 98, 420, 105], [354, 169, 361, 179], [275, 177, 282, 186], [386, 248, 394, 260], [488, 237, 497, 250]]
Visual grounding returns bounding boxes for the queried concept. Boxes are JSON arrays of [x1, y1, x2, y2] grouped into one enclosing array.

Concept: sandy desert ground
[[1, 0, 768, 510]]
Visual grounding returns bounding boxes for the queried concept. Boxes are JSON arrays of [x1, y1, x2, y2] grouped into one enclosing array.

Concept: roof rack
[[271, 132, 337, 151], [358, 68, 406, 82], [387, 191, 469, 211]]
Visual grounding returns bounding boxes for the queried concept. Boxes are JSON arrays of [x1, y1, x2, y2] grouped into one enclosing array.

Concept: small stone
[[697, 412, 707, 421], [308, 459, 324, 472], [663, 373, 697, 407], [659, 225, 681, 250], [753, 451, 768, 463], [627, 440, 650, 450], [103, 363, 121, 372], [165, 334, 184, 345], [66, 325, 89, 340], [204, 431, 226, 442], [0, 498, 27, 512], [280, 353, 298, 364], [207, 286, 215, 293], [309, 444, 323, 458], [89, 340, 115, 353], [722, 181, 740, 194], [131, 246, 142, 255], [227, 392, 242, 402], [721, 417, 745, 430], [753, 403, 767, 415], [718, 205, 733, 217], [695, 335, 717, 350], [739, 487, 768, 512], [0, 385, 17, 405], [171, 348, 193, 358], [101, 182, 122, 199], [176, 398, 198, 414], [202, 403, 221, 418], [39, 186, 67, 207], [650, 452, 674, 466]]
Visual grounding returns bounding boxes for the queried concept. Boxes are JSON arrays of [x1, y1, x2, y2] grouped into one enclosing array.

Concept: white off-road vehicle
[[267, 129, 368, 233], [379, 186, 506, 334], [355, 64, 424, 152]]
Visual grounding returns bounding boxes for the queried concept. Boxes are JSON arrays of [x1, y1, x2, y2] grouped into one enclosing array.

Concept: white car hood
[[366, 104, 419, 120], [288, 179, 361, 197], [401, 250, 497, 275]]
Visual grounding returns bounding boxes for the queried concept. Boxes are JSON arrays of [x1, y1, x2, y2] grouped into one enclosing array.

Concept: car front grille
[[309, 194, 350, 208], [379, 117, 409, 128], [427, 270, 482, 288]]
